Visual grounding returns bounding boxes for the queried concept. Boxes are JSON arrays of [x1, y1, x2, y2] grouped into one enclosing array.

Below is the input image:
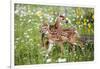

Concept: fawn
[[40, 15, 84, 59]]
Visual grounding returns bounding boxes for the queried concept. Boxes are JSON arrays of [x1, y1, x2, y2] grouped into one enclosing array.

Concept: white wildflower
[[28, 19, 31, 23], [24, 32, 27, 35], [29, 39, 33, 41], [58, 58, 66, 62], [72, 18, 75, 21], [16, 38, 20, 41], [77, 15, 79, 18], [15, 10, 19, 14], [31, 12, 34, 15], [27, 28, 32, 32], [81, 16, 83, 19], [15, 41, 18, 44], [26, 35, 29, 38], [66, 50, 68, 52], [46, 59, 51, 63], [87, 19, 89, 22]]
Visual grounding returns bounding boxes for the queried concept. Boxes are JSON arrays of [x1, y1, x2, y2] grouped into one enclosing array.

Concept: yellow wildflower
[[35, 11, 42, 17], [66, 17, 68, 20], [92, 15, 94, 19], [76, 21, 80, 24], [88, 23, 91, 28], [88, 28, 90, 33], [83, 18, 87, 25], [84, 18, 86, 22], [84, 22, 86, 25]]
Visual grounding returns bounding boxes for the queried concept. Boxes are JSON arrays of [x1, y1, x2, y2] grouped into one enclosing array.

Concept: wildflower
[[84, 22, 86, 25], [76, 21, 80, 24], [58, 58, 66, 62], [66, 50, 68, 52], [24, 32, 27, 35], [28, 10, 31, 13], [26, 35, 29, 38], [83, 18, 85, 22], [84, 18, 87, 25], [92, 15, 94, 19], [16, 38, 20, 41], [87, 19, 89, 22], [29, 39, 33, 41], [27, 28, 32, 32], [81, 16, 83, 19], [72, 18, 75, 21], [66, 17, 69, 20], [35, 11, 42, 17], [79, 25, 82, 28], [15, 10, 19, 14], [28, 19, 31, 23], [77, 15, 79, 18], [74, 53, 77, 56], [46, 59, 51, 63], [15, 41, 18, 44], [20, 14, 23, 17], [88, 23, 91, 28], [88, 28, 90, 33]]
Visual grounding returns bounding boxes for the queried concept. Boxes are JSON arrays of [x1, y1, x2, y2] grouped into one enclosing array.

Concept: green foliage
[[14, 4, 94, 65]]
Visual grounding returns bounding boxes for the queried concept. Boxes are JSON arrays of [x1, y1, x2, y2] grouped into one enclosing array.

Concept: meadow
[[14, 4, 94, 65]]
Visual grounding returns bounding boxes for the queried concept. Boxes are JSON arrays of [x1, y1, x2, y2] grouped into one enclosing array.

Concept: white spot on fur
[[75, 30, 78, 34]]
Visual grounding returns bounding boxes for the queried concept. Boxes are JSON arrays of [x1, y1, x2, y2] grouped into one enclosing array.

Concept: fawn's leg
[[59, 42, 64, 58]]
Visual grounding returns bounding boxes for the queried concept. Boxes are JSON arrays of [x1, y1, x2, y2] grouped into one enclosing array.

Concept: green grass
[[14, 4, 94, 65], [15, 40, 94, 65]]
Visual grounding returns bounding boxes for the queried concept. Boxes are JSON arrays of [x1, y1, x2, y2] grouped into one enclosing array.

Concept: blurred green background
[[14, 4, 94, 65]]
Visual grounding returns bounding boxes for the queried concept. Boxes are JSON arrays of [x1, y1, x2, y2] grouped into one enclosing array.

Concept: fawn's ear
[[59, 15, 65, 20]]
